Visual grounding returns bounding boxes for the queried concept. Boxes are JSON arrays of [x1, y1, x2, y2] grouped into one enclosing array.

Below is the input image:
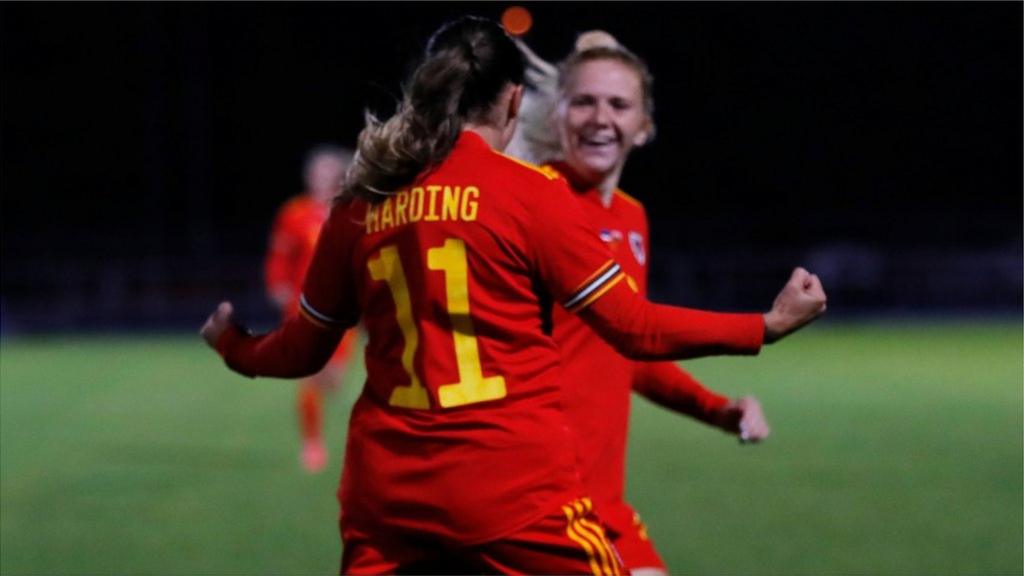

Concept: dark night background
[[2, 2, 1021, 332]]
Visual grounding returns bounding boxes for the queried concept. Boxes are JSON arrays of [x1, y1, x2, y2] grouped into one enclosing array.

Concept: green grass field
[[2, 321, 1021, 575]]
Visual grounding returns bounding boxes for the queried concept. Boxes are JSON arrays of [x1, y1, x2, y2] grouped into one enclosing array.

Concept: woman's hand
[[200, 301, 235, 349], [763, 267, 827, 343]]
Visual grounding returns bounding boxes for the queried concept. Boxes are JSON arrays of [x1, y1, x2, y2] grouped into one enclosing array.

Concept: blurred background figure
[[264, 145, 357, 473]]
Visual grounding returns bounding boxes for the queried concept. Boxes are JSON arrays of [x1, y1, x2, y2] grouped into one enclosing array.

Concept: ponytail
[[346, 17, 524, 202]]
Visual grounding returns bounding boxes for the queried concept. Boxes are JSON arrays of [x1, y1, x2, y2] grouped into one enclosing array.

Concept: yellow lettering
[[442, 186, 460, 221], [425, 186, 441, 221], [381, 197, 394, 230], [366, 203, 380, 234], [460, 186, 479, 221], [371, 238, 507, 409], [368, 246, 429, 409], [428, 238, 507, 407], [395, 190, 409, 227], [367, 184, 480, 232], [408, 187, 424, 222]]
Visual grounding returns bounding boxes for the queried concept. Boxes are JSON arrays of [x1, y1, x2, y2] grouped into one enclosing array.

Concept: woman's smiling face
[[558, 58, 651, 188]]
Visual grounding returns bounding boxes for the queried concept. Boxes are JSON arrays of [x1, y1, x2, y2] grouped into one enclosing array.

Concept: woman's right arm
[[532, 180, 826, 361], [578, 266, 826, 360], [201, 302, 345, 379], [201, 203, 360, 378]]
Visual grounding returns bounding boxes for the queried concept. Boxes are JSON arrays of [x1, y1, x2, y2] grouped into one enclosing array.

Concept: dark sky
[[2, 2, 1021, 265]]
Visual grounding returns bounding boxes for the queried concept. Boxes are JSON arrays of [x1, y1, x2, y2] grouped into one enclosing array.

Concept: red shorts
[[605, 506, 666, 572], [341, 497, 624, 575]]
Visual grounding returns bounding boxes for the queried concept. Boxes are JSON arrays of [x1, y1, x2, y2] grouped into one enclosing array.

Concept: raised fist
[[763, 267, 827, 343]]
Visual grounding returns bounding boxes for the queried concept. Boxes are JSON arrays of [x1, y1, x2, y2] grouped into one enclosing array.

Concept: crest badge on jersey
[[628, 231, 646, 265]]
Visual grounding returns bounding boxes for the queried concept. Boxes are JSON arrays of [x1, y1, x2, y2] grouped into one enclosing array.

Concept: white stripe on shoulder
[[299, 294, 342, 325], [563, 263, 621, 309]]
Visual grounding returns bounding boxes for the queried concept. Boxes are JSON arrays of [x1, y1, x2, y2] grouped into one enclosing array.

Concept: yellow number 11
[[367, 238, 507, 409]]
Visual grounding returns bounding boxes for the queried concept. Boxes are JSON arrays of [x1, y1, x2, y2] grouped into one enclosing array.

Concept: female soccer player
[[264, 145, 358, 472], [201, 16, 825, 574], [509, 33, 771, 574]]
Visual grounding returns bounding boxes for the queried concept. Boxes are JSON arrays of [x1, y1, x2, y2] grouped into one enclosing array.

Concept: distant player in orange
[[509, 32, 773, 573], [264, 145, 358, 473]]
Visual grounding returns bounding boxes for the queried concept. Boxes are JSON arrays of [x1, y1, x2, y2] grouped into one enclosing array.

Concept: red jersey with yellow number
[[546, 163, 652, 534], [298, 132, 630, 545], [265, 195, 329, 315]]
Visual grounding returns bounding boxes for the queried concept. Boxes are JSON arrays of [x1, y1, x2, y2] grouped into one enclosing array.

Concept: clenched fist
[[200, 301, 235, 349], [763, 267, 828, 343]]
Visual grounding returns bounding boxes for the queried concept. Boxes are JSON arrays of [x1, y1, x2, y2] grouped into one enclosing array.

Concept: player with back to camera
[[507, 31, 773, 574], [264, 145, 359, 473], [200, 16, 826, 574]]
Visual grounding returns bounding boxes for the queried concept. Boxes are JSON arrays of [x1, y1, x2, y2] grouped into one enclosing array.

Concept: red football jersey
[[217, 131, 764, 546], [549, 169, 649, 532], [546, 162, 732, 537], [302, 132, 632, 545], [264, 195, 329, 315]]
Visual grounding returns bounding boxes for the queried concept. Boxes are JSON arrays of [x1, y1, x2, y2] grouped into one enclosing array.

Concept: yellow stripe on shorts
[[562, 498, 621, 576], [573, 499, 620, 576]]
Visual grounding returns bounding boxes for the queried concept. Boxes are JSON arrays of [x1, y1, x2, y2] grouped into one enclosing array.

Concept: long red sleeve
[[632, 361, 730, 424], [215, 313, 345, 379], [578, 279, 764, 360]]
